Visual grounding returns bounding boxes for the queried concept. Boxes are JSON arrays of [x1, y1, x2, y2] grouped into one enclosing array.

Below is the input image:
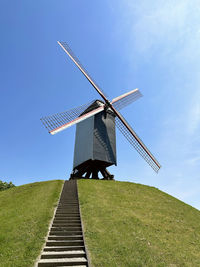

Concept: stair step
[[53, 222, 81, 225], [58, 206, 79, 207], [57, 205, 79, 207], [56, 210, 79, 212], [37, 257, 87, 266], [46, 240, 84, 246], [58, 206, 79, 208], [48, 235, 83, 240], [56, 211, 80, 213], [43, 246, 85, 252], [57, 208, 79, 210], [50, 231, 82, 236], [53, 222, 81, 224], [51, 227, 82, 231], [54, 218, 80, 220], [52, 224, 81, 227], [55, 211, 80, 214], [53, 220, 81, 223], [52, 225, 81, 228], [54, 215, 80, 217], [58, 202, 78, 204], [57, 204, 79, 206], [55, 215, 80, 218], [41, 251, 86, 259], [55, 214, 80, 217]]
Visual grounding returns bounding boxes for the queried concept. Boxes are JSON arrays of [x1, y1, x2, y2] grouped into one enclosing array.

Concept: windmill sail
[[112, 88, 142, 111], [115, 116, 161, 172], [58, 41, 108, 101], [41, 101, 104, 134]]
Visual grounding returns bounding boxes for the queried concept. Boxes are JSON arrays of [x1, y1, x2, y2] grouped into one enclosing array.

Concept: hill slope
[[0, 180, 63, 267], [78, 180, 200, 267]]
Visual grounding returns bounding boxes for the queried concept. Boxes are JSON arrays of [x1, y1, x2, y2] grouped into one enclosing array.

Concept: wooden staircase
[[37, 180, 90, 267]]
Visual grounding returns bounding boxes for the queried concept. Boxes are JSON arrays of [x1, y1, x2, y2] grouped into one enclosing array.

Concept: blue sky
[[1, 1, 200, 209]]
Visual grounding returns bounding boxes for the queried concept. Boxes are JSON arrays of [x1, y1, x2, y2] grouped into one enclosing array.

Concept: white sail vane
[[111, 88, 142, 111], [41, 100, 97, 133], [50, 105, 104, 135]]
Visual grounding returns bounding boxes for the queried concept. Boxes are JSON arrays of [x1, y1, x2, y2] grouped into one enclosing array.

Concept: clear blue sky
[[1, 1, 200, 209]]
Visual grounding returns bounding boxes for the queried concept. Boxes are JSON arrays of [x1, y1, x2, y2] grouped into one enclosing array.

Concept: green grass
[[0, 180, 63, 267], [78, 180, 200, 267]]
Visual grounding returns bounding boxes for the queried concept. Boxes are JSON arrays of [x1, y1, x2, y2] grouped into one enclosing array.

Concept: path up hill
[[78, 180, 200, 267]]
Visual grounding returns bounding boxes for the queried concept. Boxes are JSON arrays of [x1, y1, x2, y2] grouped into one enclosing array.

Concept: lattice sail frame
[[115, 117, 160, 173], [41, 101, 94, 133], [58, 42, 108, 98], [112, 88, 142, 110]]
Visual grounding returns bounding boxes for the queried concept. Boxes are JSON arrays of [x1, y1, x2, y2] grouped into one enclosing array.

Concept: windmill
[[41, 42, 161, 180]]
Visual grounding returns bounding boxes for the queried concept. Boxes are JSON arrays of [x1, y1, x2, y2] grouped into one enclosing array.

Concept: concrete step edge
[[42, 250, 85, 255], [43, 246, 85, 251], [38, 258, 87, 262]]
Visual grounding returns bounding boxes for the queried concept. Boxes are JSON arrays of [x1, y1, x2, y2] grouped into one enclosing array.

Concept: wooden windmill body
[[73, 100, 116, 179]]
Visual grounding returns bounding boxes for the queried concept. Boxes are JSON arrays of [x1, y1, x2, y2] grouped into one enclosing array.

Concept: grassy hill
[[1, 179, 199, 267], [0, 180, 63, 267], [78, 180, 200, 267]]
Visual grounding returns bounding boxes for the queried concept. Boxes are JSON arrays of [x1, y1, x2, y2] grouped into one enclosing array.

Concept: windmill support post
[[70, 159, 114, 180]]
